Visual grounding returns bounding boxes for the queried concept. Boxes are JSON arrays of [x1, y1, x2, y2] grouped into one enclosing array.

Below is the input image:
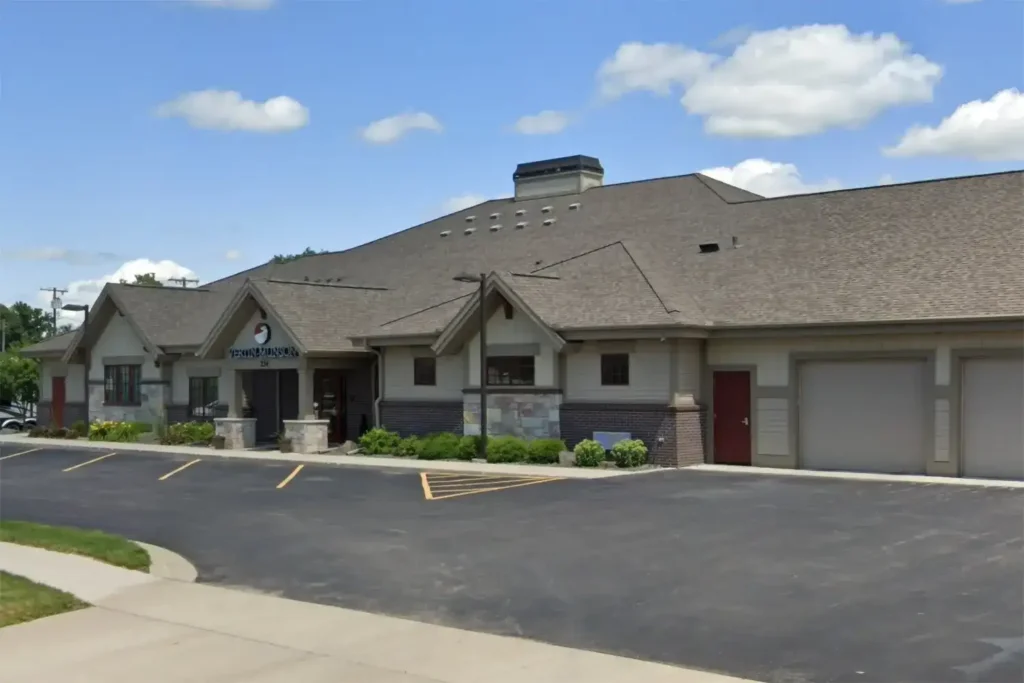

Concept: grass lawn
[[0, 521, 150, 571], [0, 571, 88, 627]]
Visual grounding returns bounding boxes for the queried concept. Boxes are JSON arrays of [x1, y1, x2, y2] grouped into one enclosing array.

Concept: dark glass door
[[314, 370, 346, 443]]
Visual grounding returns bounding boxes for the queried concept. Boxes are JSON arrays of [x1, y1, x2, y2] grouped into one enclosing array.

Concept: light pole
[[453, 273, 487, 459], [62, 304, 90, 415]]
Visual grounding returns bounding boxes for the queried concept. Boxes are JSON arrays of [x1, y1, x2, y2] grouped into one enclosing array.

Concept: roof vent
[[731, 236, 741, 248], [569, 202, 581, 210], [542, 217, 556, 226], [515, 209, 526, 216], [489, 224, 502, 232], [541, 205, 553, 214], [490, 212, 500, 220], [464, 227, 476, 235], [465, 215, 475, 222], [515, 221, 528, 229], [699, 242, 720, 254], [440, 230, 451, 237]]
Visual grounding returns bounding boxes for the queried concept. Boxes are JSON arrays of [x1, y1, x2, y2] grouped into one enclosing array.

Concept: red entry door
[[51, 376, 66, 428], [713, 371, 752, 465]]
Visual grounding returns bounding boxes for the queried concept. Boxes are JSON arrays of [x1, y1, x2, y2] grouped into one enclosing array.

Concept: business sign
[[228, 323, 299, 360]]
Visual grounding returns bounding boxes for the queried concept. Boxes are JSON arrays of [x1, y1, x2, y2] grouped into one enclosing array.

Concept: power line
[[39, 287, 68, 337], [167, 277, 199, 288]]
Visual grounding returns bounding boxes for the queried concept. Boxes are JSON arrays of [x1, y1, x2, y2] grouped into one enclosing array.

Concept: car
[[0, 411, 36, 432]]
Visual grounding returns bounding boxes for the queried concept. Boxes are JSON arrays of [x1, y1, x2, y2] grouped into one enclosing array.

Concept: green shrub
[[27, 426, 46, 438], [50, 427, 71, 439], [417, 432, 461, 460], [358, 427, 401, 455], [526, 438, 565, 464], [611, 439, 648, 468], [573, 439, 605, 468], [161, 421, 215, 445], [456, 435, 481, 461], [486, 436, 528, 463], [395, 436, 421, 458], [69, 421, 88, 438], [88, 420, 149, 443]]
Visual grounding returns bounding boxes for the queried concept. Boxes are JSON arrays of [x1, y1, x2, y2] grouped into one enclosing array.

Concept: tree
[[271, 247, 328, 264], [0, 351, 39, 414], [0, 302, 54, 350], [120, 272, 163, 286]]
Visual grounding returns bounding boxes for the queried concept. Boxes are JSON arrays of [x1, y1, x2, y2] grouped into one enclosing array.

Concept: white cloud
[[597, 24, 943, 138], [883, 88, 1024, 161], [224, 249, 242, 261], [699, 159, 842, 197], [442, 194, 487, 214], [155, 90, 309, 132], [711, 25, 754, 48], [39, 259, 199, 325], [513, 110, 570, 135], [360, 112, 442, 144], [0, 248, 120, 265], [878, 173, 896, 185], [597, 42, 715, 99], [189, 0, 275, 8]]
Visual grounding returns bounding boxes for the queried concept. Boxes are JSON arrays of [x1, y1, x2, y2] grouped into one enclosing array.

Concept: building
[[21, 155, 1024, 479]]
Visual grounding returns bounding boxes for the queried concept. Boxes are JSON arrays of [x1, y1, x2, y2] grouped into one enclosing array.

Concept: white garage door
[[799, 360, 928, 474], [962, 357, 1024, 480]]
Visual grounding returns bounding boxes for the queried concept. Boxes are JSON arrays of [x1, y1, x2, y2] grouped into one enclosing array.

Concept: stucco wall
[[39, 361, 85, 403], [564, 339, 701, 403], [383, 346, 463, 401], [90, 313, 159, 381], [466, 308, 557, 387]]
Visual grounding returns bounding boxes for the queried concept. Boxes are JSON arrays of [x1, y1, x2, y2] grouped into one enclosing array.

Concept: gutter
[[370, 347, 383, 428]]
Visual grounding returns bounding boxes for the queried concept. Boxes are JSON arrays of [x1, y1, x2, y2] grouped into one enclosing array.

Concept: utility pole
[[40, 287, 68, 337], [167, 277, 199, 288]]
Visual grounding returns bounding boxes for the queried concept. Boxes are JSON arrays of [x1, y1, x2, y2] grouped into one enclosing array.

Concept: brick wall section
[[380, 400, 464, 437], [561, 402, 707, 467]]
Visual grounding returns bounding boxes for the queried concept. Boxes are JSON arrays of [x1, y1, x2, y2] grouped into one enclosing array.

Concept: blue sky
[[2, 0, 1021, 319]]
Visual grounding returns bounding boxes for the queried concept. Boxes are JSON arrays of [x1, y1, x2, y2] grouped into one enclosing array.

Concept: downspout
[[371, 346, 383, 427]]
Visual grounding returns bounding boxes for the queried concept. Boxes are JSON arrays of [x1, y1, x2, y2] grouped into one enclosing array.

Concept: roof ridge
[[508, 272, 560, 280], [620, 239, 709, 324], [530, 240, 628, 273], [380, 293, 473, 327], [263, 278, 389, 291]]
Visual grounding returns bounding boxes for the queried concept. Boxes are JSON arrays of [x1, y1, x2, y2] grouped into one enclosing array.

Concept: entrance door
[[250, 370, 279, 442], [713, 371, 752, 465], [51, 376, 66, 428], [314, 370, 346, 443]]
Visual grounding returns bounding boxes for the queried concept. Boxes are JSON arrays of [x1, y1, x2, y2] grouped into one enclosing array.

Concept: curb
[[0, 436, 650, 480], [133, 541, 199, 582], [691, 463, 1024, 489]]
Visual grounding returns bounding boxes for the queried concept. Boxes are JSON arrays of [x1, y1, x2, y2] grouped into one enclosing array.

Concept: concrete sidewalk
[[0, 543, 756, 683], [0, 434, 644, 479]]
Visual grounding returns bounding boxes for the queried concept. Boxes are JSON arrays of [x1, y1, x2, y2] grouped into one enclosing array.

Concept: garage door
[[799, 360, 928, 474], [962, 358, 1024, 480]]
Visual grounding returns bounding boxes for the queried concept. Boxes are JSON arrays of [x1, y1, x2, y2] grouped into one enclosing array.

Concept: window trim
[[600, 353, 630, 386], [188, 376, 219, 418], [486, 355, 536, 386], [413, 356, 437, 386], [103, 364, 142, 406]]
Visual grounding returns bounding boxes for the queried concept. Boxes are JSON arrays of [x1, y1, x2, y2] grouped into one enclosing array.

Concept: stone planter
[[211, 435, 226, 450], [558, 450, 576, 467]]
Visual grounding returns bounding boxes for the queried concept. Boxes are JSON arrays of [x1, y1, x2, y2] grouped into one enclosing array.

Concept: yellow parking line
[[420, 472, 433, 500], [276, 464, 304, 490], [63, 452, 117, 472], [430, 477, 561, 501], [0, 448, 42, 461], [158, 459, 202, 481], [428, 478, 551, 490]]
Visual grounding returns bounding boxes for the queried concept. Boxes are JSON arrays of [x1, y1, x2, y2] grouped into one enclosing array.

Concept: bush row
[[357, 428, 649, 468], [28, 420, 214, 446], [159, 421, 215, 446]]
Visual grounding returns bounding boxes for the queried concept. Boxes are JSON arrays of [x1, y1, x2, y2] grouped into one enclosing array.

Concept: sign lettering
[[228, 346, 300, 360]]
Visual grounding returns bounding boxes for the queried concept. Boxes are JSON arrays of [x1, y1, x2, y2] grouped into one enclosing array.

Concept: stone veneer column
[[214, 417, 256, 450], [463, 392, 561, 439], [282, 420, 329, 454]]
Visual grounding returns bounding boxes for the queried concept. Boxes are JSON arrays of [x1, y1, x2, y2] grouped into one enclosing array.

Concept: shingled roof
[[20, 163, 1024, 358]]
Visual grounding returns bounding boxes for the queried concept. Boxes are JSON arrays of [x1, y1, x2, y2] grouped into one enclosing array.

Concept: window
[[188, 377, 219, 418], [104, 365, 141, 405], [487, 356, 535, 386], [601, 354, 630, 386], [413, 357, 436, 386]]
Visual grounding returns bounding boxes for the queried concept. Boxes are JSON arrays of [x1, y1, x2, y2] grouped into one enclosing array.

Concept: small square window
[[413, 357, 437, 386], [600, 354, 629, 386]]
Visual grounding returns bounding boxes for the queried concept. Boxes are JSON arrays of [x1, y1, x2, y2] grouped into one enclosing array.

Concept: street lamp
[[453, 273, 487, 459], [62, 304, 90, 414]]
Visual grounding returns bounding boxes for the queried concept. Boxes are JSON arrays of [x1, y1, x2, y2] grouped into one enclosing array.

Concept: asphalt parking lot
[[1, 443, 1022, 683]]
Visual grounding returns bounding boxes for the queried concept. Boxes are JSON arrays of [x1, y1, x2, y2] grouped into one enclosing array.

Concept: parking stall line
[[276, 465, 304, 490], [429, 478, 562, 501], [62, 452, 118, 472], [0, 448, 43, 461], [158, 459, 202, 481]]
